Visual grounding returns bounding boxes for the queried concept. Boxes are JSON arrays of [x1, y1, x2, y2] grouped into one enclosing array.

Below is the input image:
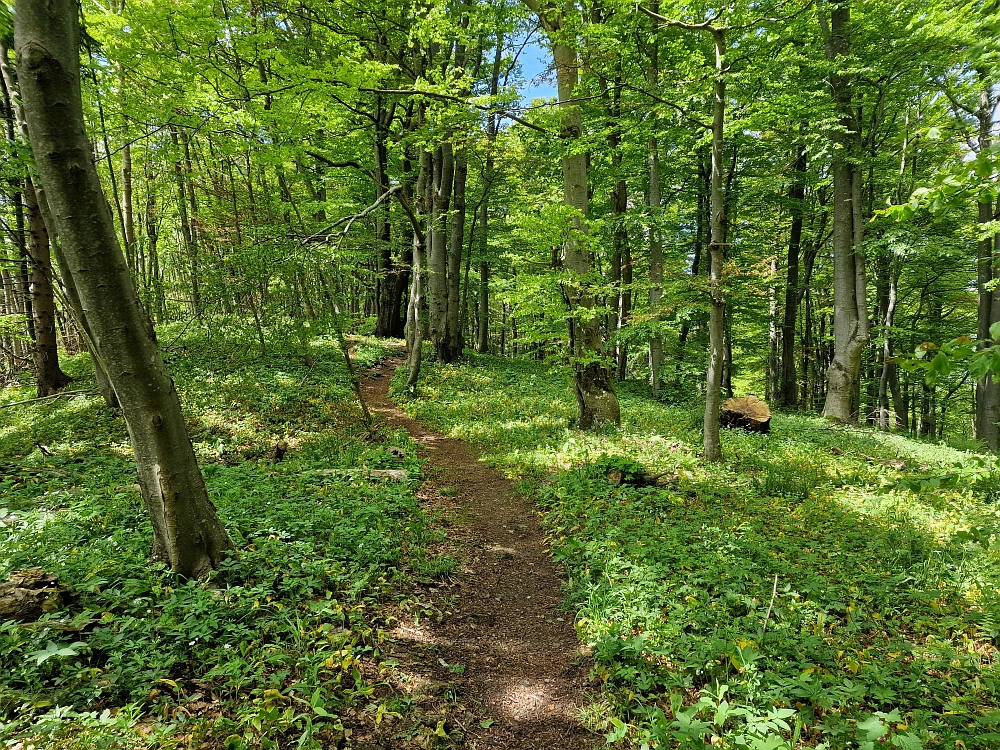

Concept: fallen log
[[720, 396, 771, 434], [0, 568, 69, 622]]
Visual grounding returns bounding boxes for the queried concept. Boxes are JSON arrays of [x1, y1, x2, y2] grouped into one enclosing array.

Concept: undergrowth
[[0, 320, 444, 749], [397, 353, 1000, 750]]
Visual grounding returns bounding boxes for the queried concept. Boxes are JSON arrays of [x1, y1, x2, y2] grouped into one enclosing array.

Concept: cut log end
[[720, 396, 772, 434]]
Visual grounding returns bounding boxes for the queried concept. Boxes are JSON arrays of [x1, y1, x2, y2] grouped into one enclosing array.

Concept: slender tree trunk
[[974, 79, 1000, 448], [447, 149, 468, 359], [122, 142, 137, 273], [476, 36, 503, 355], [15, 0, 232, 577], [170, 126, 199, 315], [703, 28, 727, 461], [23, 180, 71, 396], [407, 147, 431, 390], [477, 261, 489, 353], [877, 264, 900, 428], [780, 146, 806, 407], [768, 256, 779, 402], [144, 155, 165, 322], [373, 93, 399, 338], [646, 3, 663, 395]]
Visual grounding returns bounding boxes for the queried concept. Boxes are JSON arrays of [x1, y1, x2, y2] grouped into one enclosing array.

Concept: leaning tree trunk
[[15, 0, 232, 578], [523, 0, 620, 428]]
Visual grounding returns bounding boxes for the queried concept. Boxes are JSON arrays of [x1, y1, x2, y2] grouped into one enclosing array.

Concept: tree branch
[[359, 87, 549, 133]]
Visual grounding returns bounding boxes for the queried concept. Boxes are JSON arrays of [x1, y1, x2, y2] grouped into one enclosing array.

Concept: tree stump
[[720, 396, 771, 434], [0, 568, 68, 622]]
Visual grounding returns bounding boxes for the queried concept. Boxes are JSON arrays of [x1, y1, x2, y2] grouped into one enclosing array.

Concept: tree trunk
[[647, 4, 663, 396], [525, 0, 620, 428], [428, 144, 454, 361], [974, 80, 1000, 448], [821, 0, 869, 423], [373, 94, 400, 338], [703, 28, 727, 462], [406, 147, 431, 391], [15, 0, 232, 577], [447, 149, 468, 360], [780, 145, 806, 407], [170, 126, 200, 316], [121, 144, 137, 274], [768, 256, 779, 403], [877, 263, 900, 428], [477, 261, 489, 353], [476, 35, 503, 356], [24, 180, 71, 396]]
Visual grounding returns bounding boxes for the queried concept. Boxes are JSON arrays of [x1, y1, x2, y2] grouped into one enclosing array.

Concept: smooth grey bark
[[820, 0, 869, 422], [522, 0, 620, 428], [15, 0, 232, 577], [427, 144, 454, 361]]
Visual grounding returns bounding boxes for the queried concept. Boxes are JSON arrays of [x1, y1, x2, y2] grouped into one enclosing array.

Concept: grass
[[0, 320, 445, 749], [395, 353, 1000, 750]]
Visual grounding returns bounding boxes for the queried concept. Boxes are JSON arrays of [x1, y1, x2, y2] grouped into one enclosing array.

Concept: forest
[[1, 0, 999, 747]]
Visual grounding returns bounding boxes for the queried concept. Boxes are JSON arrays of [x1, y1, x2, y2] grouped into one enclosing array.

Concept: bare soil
[[361, 358, 599, 750]]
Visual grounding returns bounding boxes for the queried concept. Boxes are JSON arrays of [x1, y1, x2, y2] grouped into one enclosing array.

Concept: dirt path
[[361, 358, 598, 750]]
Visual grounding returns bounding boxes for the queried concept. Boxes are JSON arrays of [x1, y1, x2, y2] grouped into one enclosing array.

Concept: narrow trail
[[361, 358, 598, 750]]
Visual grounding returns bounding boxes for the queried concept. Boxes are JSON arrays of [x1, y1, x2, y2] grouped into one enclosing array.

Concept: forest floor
[[361, 356, 598, 749], [5, 329, 1000, 750]]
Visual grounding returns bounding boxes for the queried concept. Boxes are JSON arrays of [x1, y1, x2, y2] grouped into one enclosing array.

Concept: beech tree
[[522, 0, 621, 429], [14, 0, 231, 577]]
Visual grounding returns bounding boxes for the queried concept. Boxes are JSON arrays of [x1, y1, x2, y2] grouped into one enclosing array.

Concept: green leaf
[[890, 733, 922, 750], [857, 714, 886, 742], [605, 716, 627, 742], [26, 640, 86, 666]]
